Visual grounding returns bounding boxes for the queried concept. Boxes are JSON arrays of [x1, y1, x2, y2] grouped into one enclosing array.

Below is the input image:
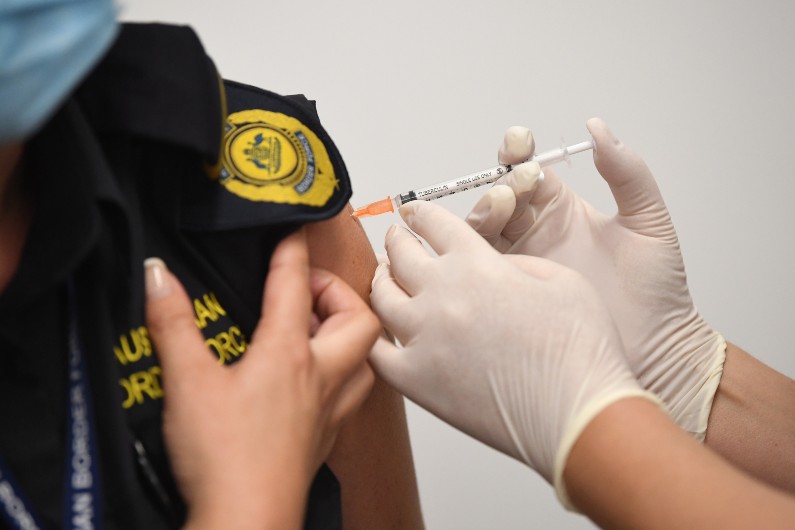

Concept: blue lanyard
[[62, 281, 103, 530], [0, 281, 103, 530], [0, 455, 45, 530]]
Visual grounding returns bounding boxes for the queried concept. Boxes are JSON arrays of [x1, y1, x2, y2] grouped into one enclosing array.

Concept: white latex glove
[[369, 200, 660, 508], [465, 118, 725, 441]]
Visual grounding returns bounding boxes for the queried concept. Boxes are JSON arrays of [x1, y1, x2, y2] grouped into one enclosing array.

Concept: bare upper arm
[[305, 204, 424, 529], [305, 203, 378, 300]]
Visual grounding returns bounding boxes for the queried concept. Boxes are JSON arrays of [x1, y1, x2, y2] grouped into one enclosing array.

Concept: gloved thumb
[[586, 118, 670, 233], [368, 335, 416, 397]]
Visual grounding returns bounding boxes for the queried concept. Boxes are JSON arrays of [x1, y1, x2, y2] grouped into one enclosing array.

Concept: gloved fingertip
[[467, 186, 518, 244], [398, 199, 427, 226], [368, 336, 410, 388], [385, 224, 399, 243], [489, 183, 516, 206], [371, 266, 390, 293], [499, 125, 535, 164], [368, 335, 397, 365], [384, 223, 418, 254], [513, 161, 542, 193], [373, 260, 391, 283], [585, 117, 622, 157], [465, 195, 491, 229]]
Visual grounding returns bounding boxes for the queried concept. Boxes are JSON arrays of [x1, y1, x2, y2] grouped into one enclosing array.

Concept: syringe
[[352, 139, 594, 218]]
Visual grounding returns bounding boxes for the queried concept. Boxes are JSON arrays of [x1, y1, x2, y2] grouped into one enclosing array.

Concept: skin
[[0, 144, 423, 529], [146, 231, 380, 530], [706, 342, 795, 492], [306, 205, 424, 529], [565, 397, 795, 529]]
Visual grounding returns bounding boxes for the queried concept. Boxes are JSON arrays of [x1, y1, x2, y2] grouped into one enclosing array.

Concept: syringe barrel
[[393, 139, 594, 207], [398, 164, 511, 205]]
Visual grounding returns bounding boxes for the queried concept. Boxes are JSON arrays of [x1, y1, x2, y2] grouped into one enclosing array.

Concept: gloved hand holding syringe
[[352, 138, 594, 218]]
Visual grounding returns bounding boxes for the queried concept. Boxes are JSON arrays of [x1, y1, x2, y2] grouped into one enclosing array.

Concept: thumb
[[145, 258, 215, 385], [586, 118, 671, 233], [368, 336, 417, 397]]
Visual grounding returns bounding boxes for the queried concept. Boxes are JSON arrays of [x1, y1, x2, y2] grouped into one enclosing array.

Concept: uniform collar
[[74, 22, 223, 165], [1, 22, 224, 317], [0, 101, 117, 314]]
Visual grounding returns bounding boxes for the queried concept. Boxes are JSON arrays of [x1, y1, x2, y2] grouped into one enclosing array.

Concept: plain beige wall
[[121, 1, 795, 528]]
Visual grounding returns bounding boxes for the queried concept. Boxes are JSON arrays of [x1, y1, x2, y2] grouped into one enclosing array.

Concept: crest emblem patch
[[219, 109, 339, 206]]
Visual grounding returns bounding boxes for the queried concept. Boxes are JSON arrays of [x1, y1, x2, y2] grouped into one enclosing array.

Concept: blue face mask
[[0, 0, 119, 143]]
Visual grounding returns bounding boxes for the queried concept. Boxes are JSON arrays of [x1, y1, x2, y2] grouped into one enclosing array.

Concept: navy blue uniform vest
[[0, 23, 351, 529]]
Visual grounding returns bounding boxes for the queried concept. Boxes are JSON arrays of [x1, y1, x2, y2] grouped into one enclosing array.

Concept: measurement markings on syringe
[[456, 167, 504, 187], [417, 185, 449, 198]]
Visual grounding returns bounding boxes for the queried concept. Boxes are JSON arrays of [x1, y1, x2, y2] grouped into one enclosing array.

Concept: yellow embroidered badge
[[219, 109, 339, 206]]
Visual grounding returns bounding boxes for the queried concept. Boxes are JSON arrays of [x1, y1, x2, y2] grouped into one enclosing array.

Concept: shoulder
[[73, 23, 352, 231], [196, 79, 351, 230]]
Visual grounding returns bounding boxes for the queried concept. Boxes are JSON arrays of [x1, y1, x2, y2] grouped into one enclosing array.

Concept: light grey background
[[121, 2, 795, 528]]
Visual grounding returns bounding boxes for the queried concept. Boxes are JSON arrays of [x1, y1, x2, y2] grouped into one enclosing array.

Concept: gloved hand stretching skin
[[369, 200, 660, 508], [465, 118, 726, 441]]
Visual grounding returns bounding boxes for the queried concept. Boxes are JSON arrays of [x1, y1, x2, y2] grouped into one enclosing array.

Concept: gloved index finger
[[499, 126, 535, 165], [398, 200, 494, 256]]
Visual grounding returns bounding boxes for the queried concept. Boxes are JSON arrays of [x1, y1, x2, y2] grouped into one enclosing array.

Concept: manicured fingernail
[[144, 257, 172, 299]]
